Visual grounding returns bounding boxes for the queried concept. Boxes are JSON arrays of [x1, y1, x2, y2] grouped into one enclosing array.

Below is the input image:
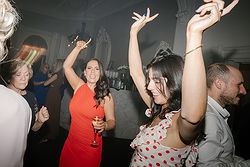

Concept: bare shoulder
[[74, 80, 85, 93]]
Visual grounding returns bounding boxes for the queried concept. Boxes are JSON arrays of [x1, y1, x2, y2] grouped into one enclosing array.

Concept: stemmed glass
[[91, 116, 99, 147]]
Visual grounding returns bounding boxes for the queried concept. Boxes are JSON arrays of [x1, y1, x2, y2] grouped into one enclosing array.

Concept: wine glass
[[91, 116, 99, 147]]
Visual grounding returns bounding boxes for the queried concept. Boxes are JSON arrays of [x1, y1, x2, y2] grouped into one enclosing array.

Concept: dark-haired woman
[[59, 40, 115, 167], [128, 1, 234, 166]]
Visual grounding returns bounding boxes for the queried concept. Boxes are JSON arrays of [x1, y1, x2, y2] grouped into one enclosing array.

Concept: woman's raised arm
[[179, 0, 238, 144], [128, 8, 158, 107], [63, 39, 91, 91]]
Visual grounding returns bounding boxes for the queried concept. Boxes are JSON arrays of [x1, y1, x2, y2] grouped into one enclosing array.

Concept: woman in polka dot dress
[[128, 1, 228, 166]]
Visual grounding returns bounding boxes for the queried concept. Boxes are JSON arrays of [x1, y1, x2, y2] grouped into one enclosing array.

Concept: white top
[[130, 110, 198, 167], [0, 85, 31, 167]]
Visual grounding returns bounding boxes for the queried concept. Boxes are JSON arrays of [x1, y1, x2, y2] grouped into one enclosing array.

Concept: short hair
[[6, 58, 33, 83], [0, 0, 20, 61], [206, 63, 231, 88]]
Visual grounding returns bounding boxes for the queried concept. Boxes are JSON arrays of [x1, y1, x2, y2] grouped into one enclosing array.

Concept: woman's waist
[[68, 124, 102, 138]]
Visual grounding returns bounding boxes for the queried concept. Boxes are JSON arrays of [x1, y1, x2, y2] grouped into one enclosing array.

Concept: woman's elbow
[[107, 119, 116, 130], [182, 110, 206, 125], [63, 63, 68, 70]]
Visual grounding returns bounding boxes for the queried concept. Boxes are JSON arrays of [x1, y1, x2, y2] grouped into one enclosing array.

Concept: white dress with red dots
[[130, 110, 198, 167]]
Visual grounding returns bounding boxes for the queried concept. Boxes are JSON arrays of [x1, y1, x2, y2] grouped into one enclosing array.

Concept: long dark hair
[[146, 49, 184, 126], [82, 58, 110, 106]]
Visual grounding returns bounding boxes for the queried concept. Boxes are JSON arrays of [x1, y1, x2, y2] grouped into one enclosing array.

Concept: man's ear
[[214, 79, 224, 89]]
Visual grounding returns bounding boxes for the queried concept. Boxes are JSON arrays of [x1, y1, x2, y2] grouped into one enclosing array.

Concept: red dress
[[59, 84, 105, 167]]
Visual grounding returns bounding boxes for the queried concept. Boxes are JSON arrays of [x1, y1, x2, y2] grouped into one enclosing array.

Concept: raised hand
[[75, 38, 92, 50], [130, 8, 159, 34], [188, 0, 238, 34], [204, 0, 239, 16]]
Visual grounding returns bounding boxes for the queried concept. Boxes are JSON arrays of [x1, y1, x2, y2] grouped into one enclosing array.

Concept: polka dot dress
[[129, 110, 198, 167]]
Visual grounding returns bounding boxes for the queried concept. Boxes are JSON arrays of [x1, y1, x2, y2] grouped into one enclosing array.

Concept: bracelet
[[184, 44, 203, 57]]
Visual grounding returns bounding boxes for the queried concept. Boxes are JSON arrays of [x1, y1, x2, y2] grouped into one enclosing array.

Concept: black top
[[23, 90, 39, 129]]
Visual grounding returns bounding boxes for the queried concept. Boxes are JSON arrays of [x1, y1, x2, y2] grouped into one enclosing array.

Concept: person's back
[[0, 85, 31, 167], [197, 63, 250, 166]]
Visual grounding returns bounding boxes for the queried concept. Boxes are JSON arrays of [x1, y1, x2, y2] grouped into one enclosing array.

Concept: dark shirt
[[32, 72, 49, 107], [23, 91, 39, 129]]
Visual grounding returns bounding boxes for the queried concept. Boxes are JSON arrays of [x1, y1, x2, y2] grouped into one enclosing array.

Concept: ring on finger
[[220, 9, 223, 14]]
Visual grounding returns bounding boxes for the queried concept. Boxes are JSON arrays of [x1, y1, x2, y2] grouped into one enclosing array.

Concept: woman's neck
[[8, 84, 23, 95], [87, 82, 96, 91]]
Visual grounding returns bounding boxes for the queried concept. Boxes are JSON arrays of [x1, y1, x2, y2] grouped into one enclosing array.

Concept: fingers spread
[[148, 13, 159, 22], [133, 12, 142, 18], [202, 0, 239, 17], [132, 16, 139, 21], [146, 8, 150, 18], [222, 0, 239, 16]]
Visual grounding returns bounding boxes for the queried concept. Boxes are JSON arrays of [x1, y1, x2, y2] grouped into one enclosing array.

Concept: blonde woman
[[4, 58, 50, 166], [6, 58, 49, 132]]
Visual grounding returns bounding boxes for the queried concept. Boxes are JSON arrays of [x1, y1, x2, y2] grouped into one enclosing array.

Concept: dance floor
[[24, 127, 134, 167], [23, 125, 250, 167]]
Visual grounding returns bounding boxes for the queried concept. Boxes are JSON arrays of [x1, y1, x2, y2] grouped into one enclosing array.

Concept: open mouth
[[89, 75, 96, 79]]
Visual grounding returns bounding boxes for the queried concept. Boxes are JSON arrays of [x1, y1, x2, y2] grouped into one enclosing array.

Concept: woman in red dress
[[59, 39, 115, 167]]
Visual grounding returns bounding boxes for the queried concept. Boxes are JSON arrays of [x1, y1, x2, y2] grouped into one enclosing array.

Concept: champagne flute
[[91, 116, 99, 147]]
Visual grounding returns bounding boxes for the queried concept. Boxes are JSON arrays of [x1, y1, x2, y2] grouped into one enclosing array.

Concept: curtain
[[94, 27, 111, 69]]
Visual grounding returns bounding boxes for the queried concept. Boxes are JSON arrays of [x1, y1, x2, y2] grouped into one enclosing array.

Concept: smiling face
[[147, 68, 169, 106], [84, 60, 100, 85], [219, 67, 247, 106], [9, 64, 30, 91]]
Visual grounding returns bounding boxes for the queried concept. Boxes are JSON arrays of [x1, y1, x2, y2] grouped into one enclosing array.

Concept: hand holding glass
[[91, 116, 100, 147]]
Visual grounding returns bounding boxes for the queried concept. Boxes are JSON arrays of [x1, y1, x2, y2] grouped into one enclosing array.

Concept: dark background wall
[[10, 0, 250, 68], [93, 0, 177, 68], [11, 0, 178, 69]]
